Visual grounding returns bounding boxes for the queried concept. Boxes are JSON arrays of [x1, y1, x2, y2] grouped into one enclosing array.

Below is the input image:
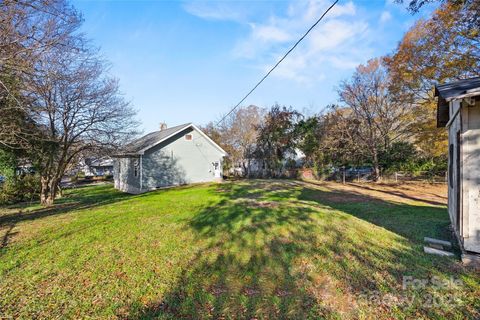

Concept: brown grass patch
[[301, 180, 447, 206], [233, 199, 279, 208]]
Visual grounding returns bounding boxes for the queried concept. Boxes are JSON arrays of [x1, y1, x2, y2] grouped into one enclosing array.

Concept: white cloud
[[182, 1, 249, 22], [270, 54, 310, 83], [380, 11, 392, 23], [232, 0, 373, 82], [288, 0, 356, 21], [309, 19, 368, 51], [250, 24, 292, 43], [184, 0, 380, 84], [327, 1, 356, 18]]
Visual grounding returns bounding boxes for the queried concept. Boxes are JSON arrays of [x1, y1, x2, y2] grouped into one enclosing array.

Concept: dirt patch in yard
[[347, 182, 447, 206], [305, 189, 374, 204], [301, 180, 447, 206], [233, 199, 279, 209]]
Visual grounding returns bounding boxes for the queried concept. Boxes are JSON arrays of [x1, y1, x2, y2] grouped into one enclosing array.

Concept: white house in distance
[[80, 156, 114, 177], [435, 77, 480, 263], [113, 123, 227, 194]]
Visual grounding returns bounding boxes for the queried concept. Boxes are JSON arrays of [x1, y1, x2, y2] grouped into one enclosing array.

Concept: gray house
[[435, 77, 480, 262], [113, 123, 227, 194]]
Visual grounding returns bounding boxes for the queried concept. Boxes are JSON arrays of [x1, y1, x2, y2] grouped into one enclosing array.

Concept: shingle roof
[[90, 157, 113, 167], [435, 77, 480, 101], [435, 77, 480, 127], [117, 123, 192, 155]]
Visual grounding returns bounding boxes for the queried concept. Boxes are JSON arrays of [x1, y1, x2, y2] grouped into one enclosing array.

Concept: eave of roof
[[113, 123, 191, 156], [113, 123, 227, 156], [435, 77, 480, 101], [435, 77, 480, 127]]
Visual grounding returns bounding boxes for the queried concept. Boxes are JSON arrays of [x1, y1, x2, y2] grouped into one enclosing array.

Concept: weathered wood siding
[[449, 98, 480, 254], [461, 98, 480, 252]]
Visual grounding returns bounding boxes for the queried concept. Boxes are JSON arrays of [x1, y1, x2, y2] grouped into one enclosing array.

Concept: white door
[[213, 161, 221, 178]]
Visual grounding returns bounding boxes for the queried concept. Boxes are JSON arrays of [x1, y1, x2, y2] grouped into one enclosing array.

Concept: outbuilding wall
[[448, 100, 462, 237], [448, 98, 480, 254], [460, 98, 480, 253]]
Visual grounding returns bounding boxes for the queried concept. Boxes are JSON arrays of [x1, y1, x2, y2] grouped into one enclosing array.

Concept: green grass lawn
[[0, 180, 478, 319]]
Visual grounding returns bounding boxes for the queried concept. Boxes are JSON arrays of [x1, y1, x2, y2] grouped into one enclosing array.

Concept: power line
[[216, 0, 339, 127]]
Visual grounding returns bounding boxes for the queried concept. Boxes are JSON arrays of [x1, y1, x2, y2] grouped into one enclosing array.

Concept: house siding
[[142, 127, 224, 190], [448, 98, 480, 254], [113, 156, 142, 194]]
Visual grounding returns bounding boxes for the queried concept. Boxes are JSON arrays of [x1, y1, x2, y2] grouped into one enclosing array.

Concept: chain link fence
[[301, 168, 447, 184]]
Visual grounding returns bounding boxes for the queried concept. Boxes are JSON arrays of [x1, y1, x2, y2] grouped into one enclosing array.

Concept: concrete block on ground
[[424, 237, 452, 248], [428, 243, 445, 250], [424, 246, 455, 257]]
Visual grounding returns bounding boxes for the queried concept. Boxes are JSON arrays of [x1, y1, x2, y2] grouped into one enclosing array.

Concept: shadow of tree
[[134, 198, 332, 319], [142, 150, 187, 189], [127, 180, 477, 319], [297, 182, 451, 243], [0, 184, 133, 249]]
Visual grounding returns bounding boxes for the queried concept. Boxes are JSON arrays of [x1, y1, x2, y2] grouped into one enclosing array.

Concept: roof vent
[[159, 122, 167, 131]]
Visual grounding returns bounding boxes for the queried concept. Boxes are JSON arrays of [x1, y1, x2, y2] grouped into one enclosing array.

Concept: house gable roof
[[435, 77, 480, 127], [115, 123, 227, 156]]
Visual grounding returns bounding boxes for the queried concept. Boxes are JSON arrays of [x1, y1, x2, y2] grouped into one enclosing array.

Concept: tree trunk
[[372, 148, 381, 182], [40, 175, 58, 206]]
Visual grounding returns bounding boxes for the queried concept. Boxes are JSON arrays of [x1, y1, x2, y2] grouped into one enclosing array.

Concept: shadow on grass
[[128, 180, 475, 319], [297, 182, 451, 244], [0, 183, 132, 249]]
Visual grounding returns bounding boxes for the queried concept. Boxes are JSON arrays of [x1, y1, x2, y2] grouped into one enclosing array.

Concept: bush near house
[[0, 174, 40, 205]]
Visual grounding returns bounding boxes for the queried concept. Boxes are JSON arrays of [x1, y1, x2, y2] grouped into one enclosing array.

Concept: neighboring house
[[435, 77, 480, 261], [113, 123, 227, 194], [80, 157, 114, 177], [89, 157, 114, 176], [15, 159, 35, 175]]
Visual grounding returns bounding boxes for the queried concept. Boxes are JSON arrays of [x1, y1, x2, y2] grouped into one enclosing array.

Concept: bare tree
[[319, 106, 366, 167], [0, 0, 138, 205], [29, 42, 138, 205], [202, 105, 264, 177], [338, 58, 412, 181], [0, 0, 82, 150], [0, 0, 80, 75], [218, 105, 264, 177]]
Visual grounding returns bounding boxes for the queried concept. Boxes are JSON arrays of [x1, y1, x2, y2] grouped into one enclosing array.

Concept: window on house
[[134, 159, 139, 177], [185, 134, 192, 141]]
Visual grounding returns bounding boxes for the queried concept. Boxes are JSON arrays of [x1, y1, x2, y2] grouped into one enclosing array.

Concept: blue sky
[[72, 0, 435, 133]]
